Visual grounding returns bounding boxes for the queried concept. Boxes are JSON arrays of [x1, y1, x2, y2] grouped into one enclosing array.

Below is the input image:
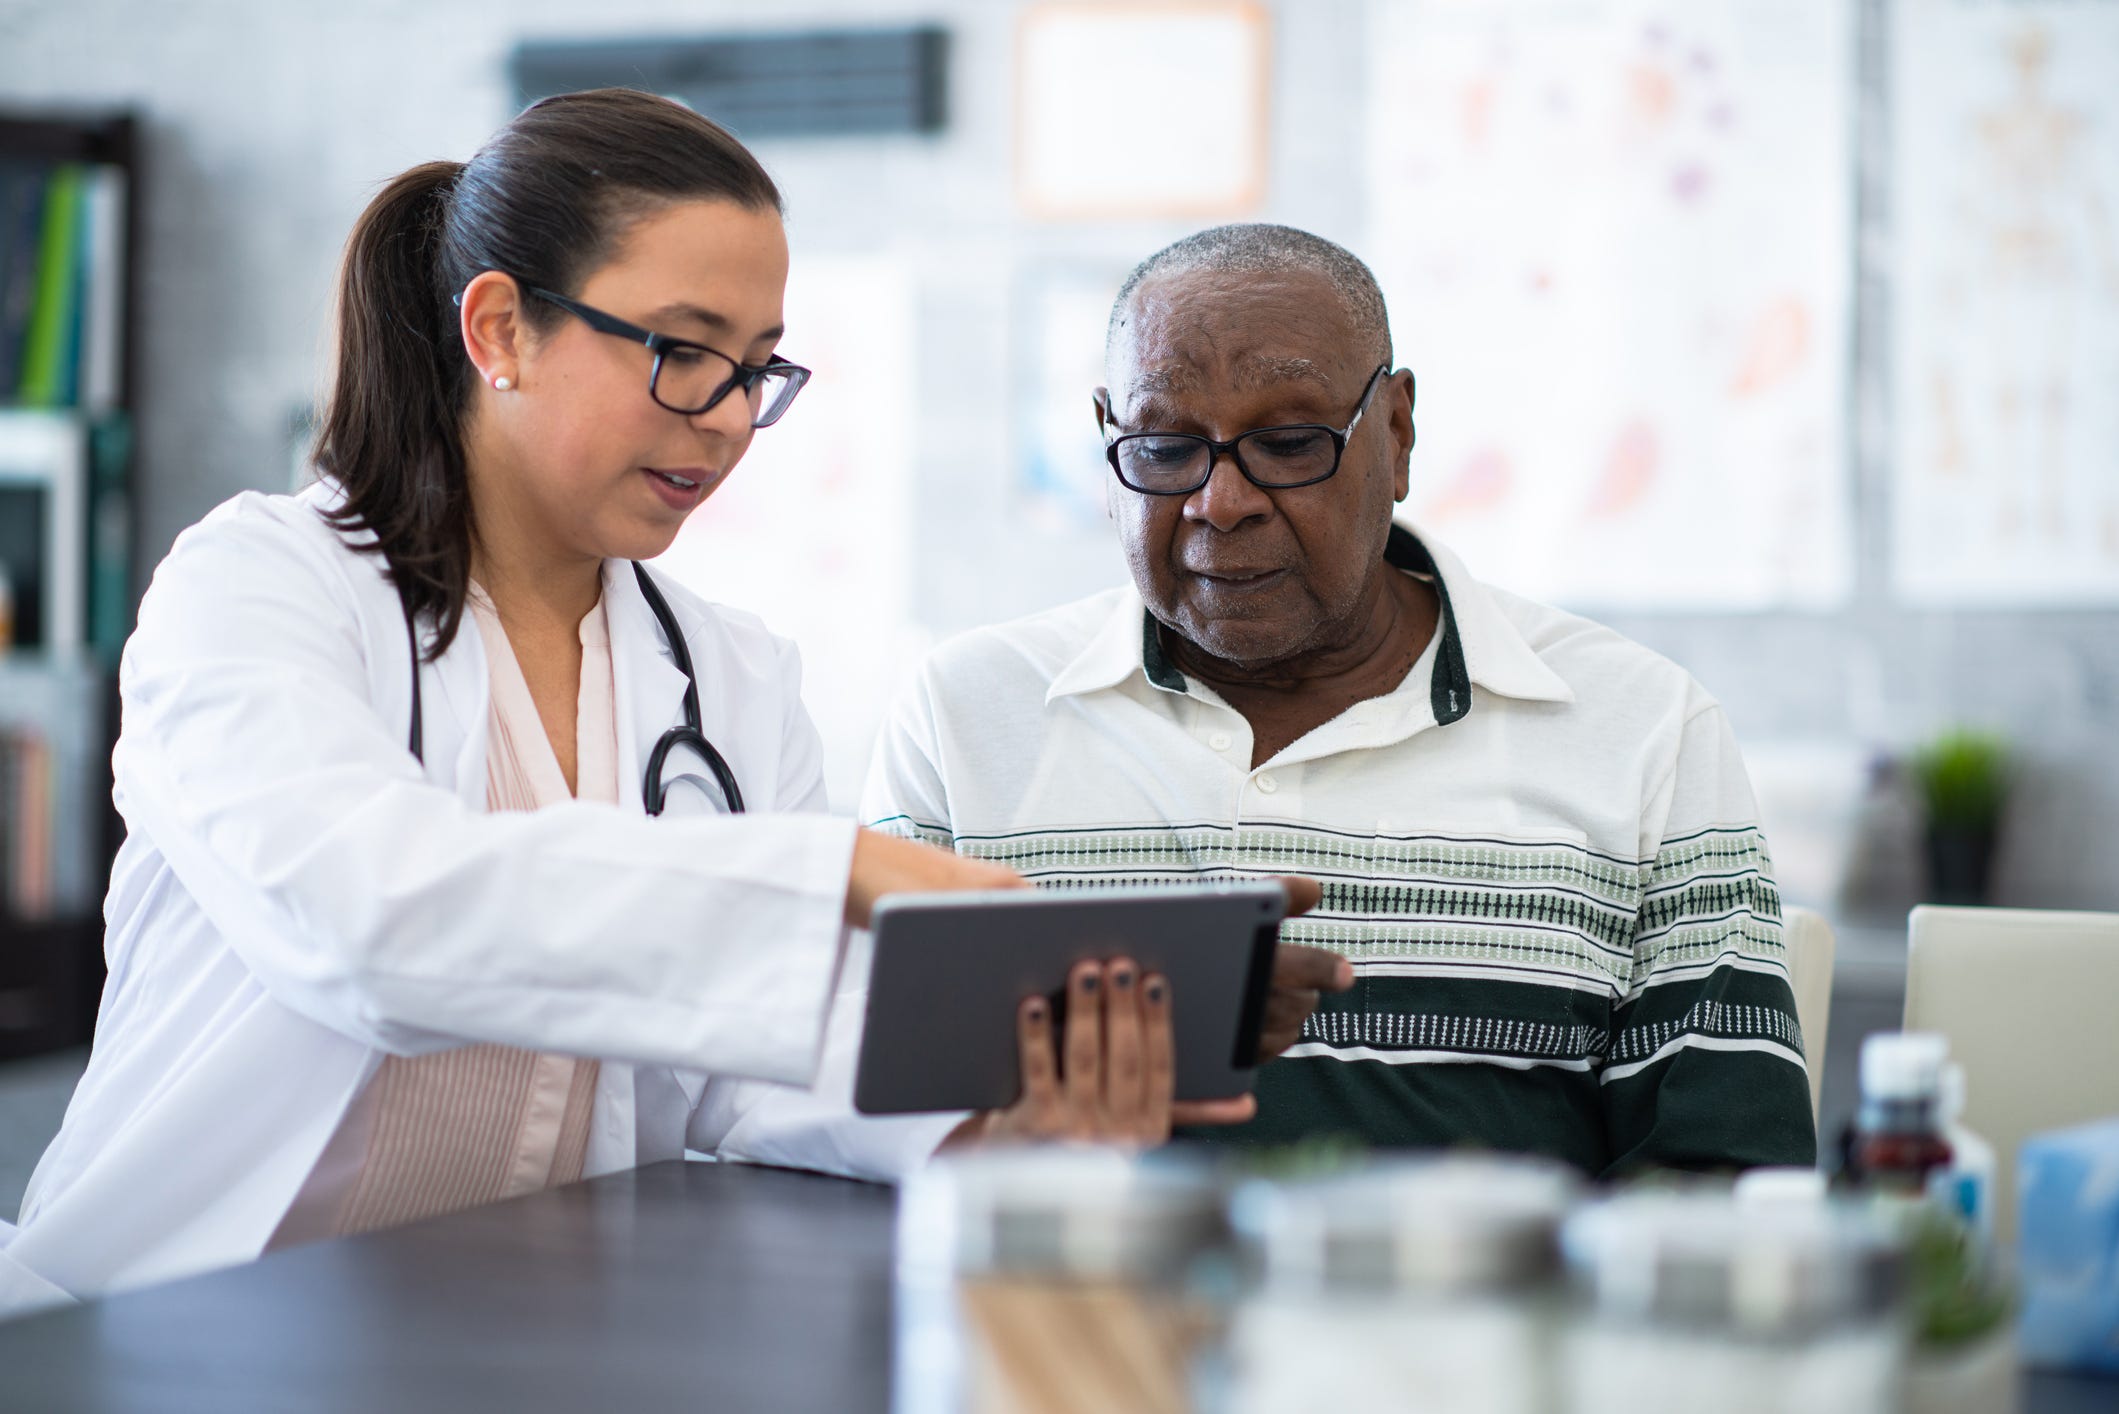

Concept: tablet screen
[[854, 883, 1287, 1115]]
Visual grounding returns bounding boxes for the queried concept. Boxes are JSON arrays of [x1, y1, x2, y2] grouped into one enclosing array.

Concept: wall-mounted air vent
[[511, 27, 950, 139]]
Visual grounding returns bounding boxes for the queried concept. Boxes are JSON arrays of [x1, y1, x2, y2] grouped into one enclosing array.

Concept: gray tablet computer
[[853, 882, 1288, 1115]]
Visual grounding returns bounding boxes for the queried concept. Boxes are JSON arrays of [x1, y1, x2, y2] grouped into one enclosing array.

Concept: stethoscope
[[402, 560, 745, 815]]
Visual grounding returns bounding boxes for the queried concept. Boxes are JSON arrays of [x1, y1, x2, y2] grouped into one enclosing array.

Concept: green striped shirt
[[864, 525, 1815, 1178]]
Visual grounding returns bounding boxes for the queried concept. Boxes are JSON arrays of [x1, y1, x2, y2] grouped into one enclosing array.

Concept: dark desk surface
[[0, 1159, 2112, 1413], [0, 1161, 897, 1413]]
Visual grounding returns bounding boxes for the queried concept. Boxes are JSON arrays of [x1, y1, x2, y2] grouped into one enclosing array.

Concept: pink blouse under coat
[[270, 586, 618, 1248]]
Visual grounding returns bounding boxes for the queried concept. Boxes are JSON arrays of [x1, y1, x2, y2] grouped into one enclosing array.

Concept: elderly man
[[864, 224, 1814, 1176]]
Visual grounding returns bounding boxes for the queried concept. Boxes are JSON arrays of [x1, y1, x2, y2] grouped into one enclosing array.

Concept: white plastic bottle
[[1927, 1061, 1996, 1247]]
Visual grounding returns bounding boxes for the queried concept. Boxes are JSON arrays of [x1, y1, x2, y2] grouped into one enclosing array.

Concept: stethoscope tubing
[[401, 561, 744, 815]]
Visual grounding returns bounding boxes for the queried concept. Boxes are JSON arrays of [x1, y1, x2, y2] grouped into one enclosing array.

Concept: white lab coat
[[0, 483, 950, 1318]]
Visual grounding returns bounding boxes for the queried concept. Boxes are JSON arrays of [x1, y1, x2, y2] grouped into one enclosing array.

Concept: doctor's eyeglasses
[[525, 286, 811, 426]]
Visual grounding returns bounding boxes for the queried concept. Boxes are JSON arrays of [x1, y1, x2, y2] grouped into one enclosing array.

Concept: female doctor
[[0, 89, 1221, 1316]]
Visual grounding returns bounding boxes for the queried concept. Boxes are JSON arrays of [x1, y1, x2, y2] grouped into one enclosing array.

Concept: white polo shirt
[[862, 523, 1813, 1175]]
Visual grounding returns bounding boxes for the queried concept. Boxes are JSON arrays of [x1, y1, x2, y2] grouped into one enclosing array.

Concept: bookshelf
[[0, 110, 140, 1059]]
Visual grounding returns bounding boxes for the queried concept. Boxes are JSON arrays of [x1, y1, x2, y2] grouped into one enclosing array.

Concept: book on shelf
[[0, 159, 127, 412], [87, 413, 131, 662], [0, 159, 45, 398], [78, 166, 126, 412], [0, 656, 104, 921], [0, 727, 56, 922], [0, 410, 88, 653]]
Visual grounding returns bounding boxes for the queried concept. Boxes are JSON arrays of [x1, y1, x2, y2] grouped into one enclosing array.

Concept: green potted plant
[[1901, 1208, 2017, 1414], [1907, 729, 2008, 905]]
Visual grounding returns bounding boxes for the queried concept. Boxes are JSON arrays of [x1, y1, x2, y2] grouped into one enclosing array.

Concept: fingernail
[[1145, 980, 1165, 1003]]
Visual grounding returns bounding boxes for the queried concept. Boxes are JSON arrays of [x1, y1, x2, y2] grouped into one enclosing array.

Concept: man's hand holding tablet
[[853, 875, 1351, 1151], [1255, 877, 1343, 1059]]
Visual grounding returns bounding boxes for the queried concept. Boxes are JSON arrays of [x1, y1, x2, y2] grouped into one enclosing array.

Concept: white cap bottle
[[1849, 1032, 1954, 1196]]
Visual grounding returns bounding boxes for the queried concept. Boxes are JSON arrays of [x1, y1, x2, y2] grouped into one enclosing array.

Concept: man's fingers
[[1258, 944, 1347, 1059], [1263, 990, 1321, 1028], [1258, 989, 1321, 1059], [1016, 995, 1060, 1112], [1170, 1094, 1258, 1127], [1275, 875, 1325, 919], [1102, 958, 1146, 1127], [1273, 941, 1355, 993], [1061, 960, 1104, 1121], [1139, 972, 1175, 1141]]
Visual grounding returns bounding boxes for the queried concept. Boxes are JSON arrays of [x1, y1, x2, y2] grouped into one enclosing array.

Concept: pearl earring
[[492, 375, 513, 391]]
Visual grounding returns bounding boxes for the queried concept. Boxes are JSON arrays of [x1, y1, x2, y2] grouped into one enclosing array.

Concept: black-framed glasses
[[1100, 363, 1392, 496], [526, 286, 811, 426]]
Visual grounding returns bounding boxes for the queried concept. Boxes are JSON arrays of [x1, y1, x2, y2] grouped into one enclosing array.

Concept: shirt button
[[1255, 774, 1278, 794], [1208, 732, 1233, 751]]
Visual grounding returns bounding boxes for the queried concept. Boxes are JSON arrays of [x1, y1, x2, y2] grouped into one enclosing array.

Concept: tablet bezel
[[852, 882, 1288, 1116]]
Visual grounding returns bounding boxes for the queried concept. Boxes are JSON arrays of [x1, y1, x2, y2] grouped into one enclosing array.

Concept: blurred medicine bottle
[[1211, 1155, 1576, 1414], [1844, 1032, 1954, 1197], [892, 1147, 1225, 1414], [1560, 1191, 1907, 1414]]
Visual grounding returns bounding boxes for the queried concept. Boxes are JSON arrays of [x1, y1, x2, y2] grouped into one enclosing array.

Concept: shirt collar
[[1045, 522, 1574, 716], [1390, 522, 1575, 714]]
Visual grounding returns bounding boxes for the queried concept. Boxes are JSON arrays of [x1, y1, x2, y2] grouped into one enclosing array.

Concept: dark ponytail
[[319, 160, 473, 654], [315, 90, 783, 658]]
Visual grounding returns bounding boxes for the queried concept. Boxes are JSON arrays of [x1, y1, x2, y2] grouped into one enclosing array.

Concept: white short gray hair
[[1106, 223, 1393, 371]]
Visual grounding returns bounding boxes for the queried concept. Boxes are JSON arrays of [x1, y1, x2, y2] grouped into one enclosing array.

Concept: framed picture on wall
[[1363, 0, 1855, 611], [1890, 0, 2119, 606], [1014, 264, 1130, 529], [1015, 1, 1271, 220]]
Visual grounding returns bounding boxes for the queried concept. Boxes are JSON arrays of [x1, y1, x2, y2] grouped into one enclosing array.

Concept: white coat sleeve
[[115, 504, 855, 1087], [686, 660, 965, 1182]]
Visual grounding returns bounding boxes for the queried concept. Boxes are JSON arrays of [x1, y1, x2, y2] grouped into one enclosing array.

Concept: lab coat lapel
[[605, 560, 691, 817], [598, 562, 713, 1134], [420, 605, 492, 809]]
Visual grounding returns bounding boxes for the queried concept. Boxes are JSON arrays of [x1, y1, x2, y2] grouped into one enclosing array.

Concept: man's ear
[[459, 270, 528, 388], [1389, 368, 1417, 502], [1094, 390, 1118, 522]]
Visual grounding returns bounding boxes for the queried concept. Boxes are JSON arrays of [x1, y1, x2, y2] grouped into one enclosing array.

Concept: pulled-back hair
[[317, 88, 782, 658]]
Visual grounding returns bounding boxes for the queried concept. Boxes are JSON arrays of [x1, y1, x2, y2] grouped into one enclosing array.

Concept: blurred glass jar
[[893, 1147, 1227, 1414], [1560, 1191, 1907, 1414], [1214, 1154, 1579, 1414]]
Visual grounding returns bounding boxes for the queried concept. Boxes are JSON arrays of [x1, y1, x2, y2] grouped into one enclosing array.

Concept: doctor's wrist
[[843, 829, 1026, 929]]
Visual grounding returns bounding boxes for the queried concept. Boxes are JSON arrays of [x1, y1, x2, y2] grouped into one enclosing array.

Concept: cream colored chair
[[1782, 907, 1836, 1133], [1904, 905, 2119, 1248]]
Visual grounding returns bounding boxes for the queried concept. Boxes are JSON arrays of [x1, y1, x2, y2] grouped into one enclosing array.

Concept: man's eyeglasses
[[525, 286, 811, 426], [1100, 363, 1392, 496]]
